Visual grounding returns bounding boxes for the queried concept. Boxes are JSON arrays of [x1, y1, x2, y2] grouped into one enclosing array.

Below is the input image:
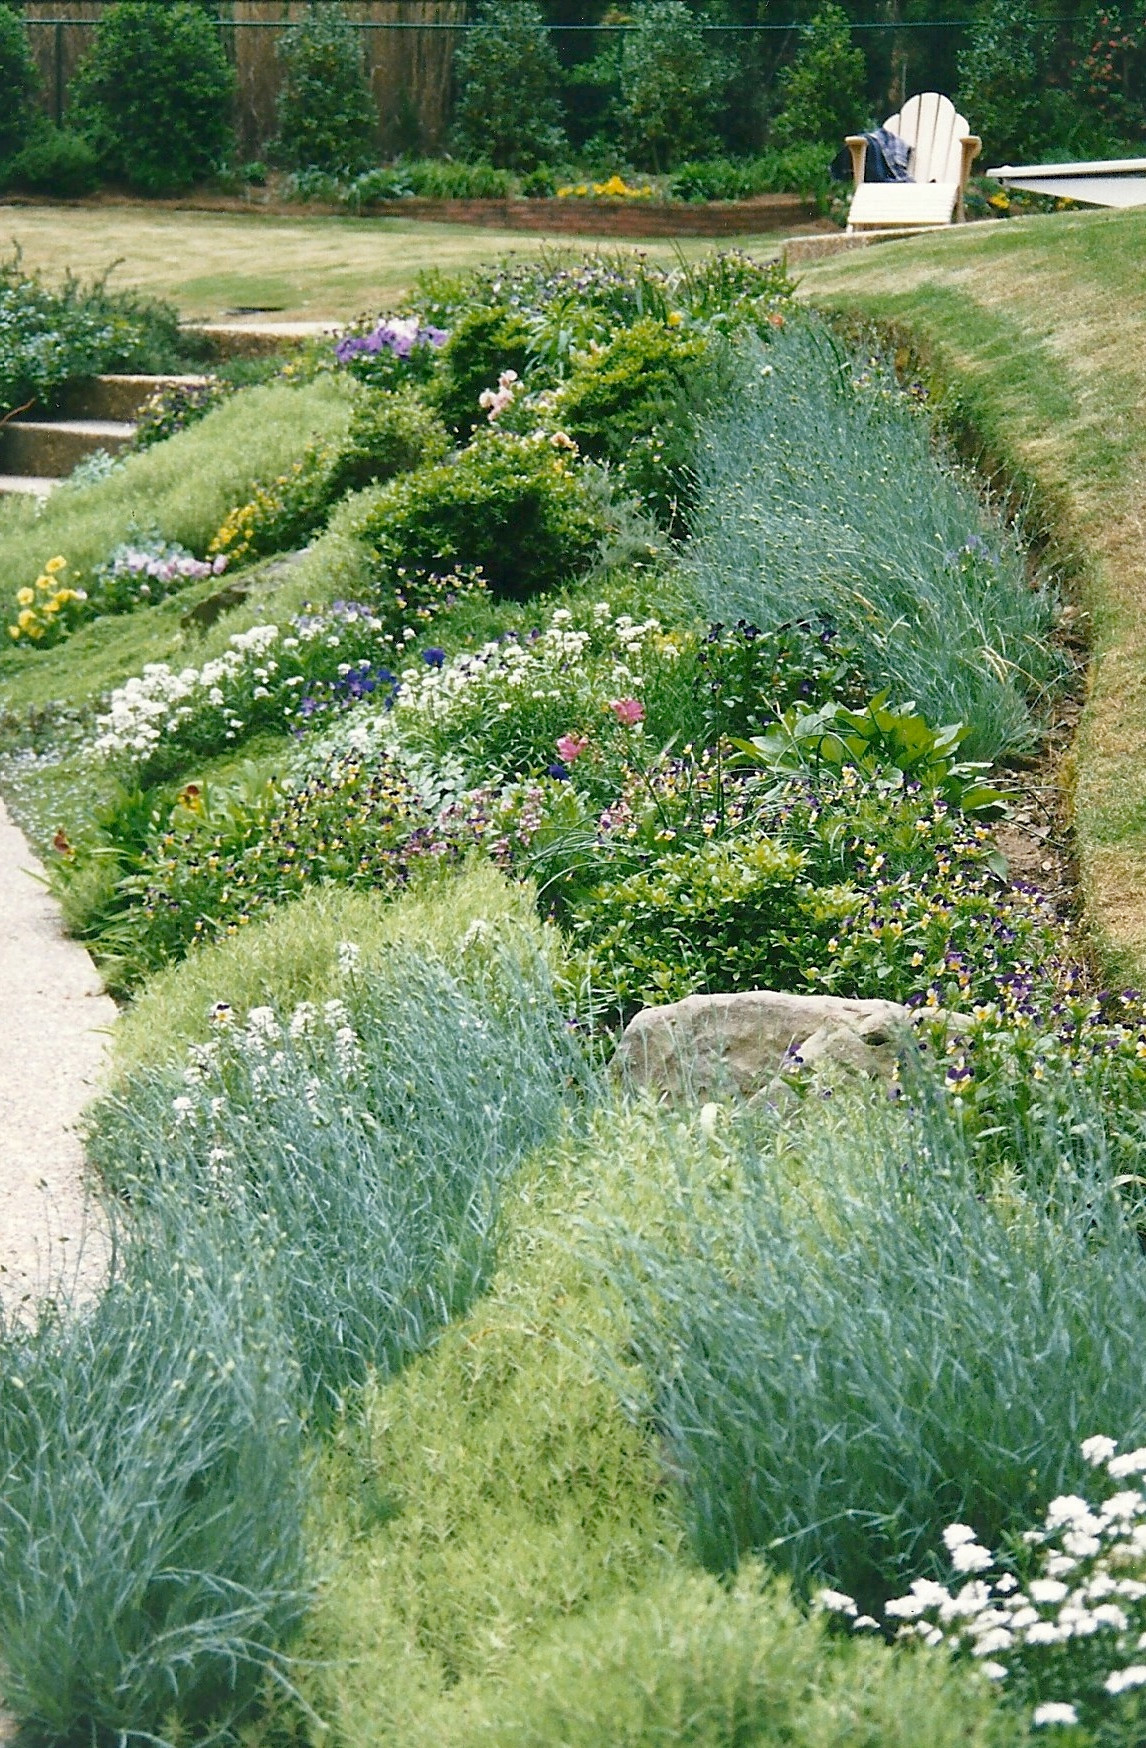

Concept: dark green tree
[[771, 4, 867, 149], [70, 2, 234, 195], [617, 2, 726, 172], [274, 3, 377, 174], [0, 7, 41, 163], [451, 0, 567, 170]]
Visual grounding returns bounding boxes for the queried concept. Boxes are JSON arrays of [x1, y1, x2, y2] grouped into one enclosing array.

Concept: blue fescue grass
[[0, 1193, 310, 1745], [88, 928, 589, 1423], [684, 320, 1061, 760], [604, 1075, 1146, 1612]]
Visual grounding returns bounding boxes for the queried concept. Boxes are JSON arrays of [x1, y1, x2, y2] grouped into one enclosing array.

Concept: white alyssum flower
[[1109, 1449, 1146, 1480], [1032, 1702, 1078, 1727], [1082, 1435, 1118, 1466], [1105, 1665, 1146, 1694], [951, 1541, 994, 1574], [814, 1588, 857, 1616]]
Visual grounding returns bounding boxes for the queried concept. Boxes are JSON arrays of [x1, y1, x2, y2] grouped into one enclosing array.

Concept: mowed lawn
[[802, 207, 1146, 983], [0, 200, 789, 321]]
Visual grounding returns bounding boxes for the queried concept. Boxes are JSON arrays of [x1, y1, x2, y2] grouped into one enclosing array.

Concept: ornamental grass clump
[[686, 320, 1060, 760], [87, 930, 587, 1420], [0, 1192, 309, 1743], [604, 1078, 1146, 1613]]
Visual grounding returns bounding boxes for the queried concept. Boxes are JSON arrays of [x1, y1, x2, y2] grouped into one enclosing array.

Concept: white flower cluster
[[388, 602, 667, 735], [819, 1436, 1146, 1733], [91, 604, 390, 765], [92, 622, 282, 760]]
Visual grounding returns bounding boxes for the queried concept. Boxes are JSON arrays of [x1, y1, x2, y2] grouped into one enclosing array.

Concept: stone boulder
[[615, 989, 914, 1103]]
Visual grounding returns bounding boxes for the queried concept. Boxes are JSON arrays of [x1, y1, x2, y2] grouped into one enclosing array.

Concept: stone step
[[0, 418, 135, 478], [185, 319, 342, 359], [53, 373, 213, 422], [0, 474, 56, 498]]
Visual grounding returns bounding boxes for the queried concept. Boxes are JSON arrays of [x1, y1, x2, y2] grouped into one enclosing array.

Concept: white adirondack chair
[[845, 92, 981, 232]]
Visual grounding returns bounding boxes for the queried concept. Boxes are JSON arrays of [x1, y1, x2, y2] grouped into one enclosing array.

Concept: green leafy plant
[[731, 694, 1010, 816], [132, 375, 231, 451], [617, 1, 726, 172], [208, 387, 449, 567], [771, 3, 867, 149], [668, 146, 832, 205], [0, 258, 185, 418], [958, 0, 1060, 164], [553, 315, 715, 524], [451, 0, 566, 171], [4, 121, 100, 197], [69, 0, 235, 195], [273, 1, 377, 175]]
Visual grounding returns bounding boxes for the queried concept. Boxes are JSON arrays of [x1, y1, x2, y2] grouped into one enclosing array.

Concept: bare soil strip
[[0, 798, 114, 1309]]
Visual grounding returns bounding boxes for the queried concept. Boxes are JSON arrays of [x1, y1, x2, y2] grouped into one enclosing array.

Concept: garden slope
[[800, 207, 1146, 982]]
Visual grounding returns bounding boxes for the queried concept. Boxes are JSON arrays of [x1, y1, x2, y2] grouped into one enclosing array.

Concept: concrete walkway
[[0, 798, 114, 1310]]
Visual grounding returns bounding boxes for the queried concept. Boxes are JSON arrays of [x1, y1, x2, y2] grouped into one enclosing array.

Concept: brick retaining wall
[[356, 194, 819, 236]]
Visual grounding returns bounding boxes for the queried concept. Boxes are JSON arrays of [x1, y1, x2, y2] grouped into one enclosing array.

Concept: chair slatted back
[[883, 92, 969, 184]]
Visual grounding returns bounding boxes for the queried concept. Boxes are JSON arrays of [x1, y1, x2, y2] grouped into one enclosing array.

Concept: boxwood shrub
[[356, 432, 608, 599]]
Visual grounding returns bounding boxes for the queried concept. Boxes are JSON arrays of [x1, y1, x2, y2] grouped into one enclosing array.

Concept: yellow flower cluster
[[7, 556, 87, 646], [557, 174, 655, 201], [209, 466, 300, 566]]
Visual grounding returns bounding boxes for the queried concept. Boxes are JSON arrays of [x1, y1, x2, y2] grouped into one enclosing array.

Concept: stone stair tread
[[14, 418, 135, 438], [0, 475, 56, 497]]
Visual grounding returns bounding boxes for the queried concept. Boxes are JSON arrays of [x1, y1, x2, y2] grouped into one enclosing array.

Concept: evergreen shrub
[[356, 432, 608, 600], [451, 0, 566, 170], [431, 303, 534, 435], [617, 1, 726, 172], [70, 0, 235, 195], [4, 121, 100, 196], [274, 2, 377, 175]]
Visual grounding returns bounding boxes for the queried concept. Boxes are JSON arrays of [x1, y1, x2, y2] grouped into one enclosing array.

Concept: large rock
[[615, 989, 913, 1102]]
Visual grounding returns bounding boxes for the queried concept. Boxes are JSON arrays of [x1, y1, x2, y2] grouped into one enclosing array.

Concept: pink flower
[[555, 733, 589, 763], [611, 697, 645, 726]]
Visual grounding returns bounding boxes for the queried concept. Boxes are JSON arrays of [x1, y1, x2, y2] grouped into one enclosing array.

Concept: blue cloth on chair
[[864, 127, 913, 182]]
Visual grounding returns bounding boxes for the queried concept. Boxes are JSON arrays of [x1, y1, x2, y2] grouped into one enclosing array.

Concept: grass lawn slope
[[801, 206, 1146, 982]]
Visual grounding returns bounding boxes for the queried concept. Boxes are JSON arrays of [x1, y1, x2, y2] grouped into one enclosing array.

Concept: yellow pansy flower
[[15, 588, 34, 606], [44, 555, 66, 574]]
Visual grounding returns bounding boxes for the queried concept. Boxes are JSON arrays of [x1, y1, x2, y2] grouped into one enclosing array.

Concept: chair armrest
[[959, 135, 982, 188], [845, 134, 867, 189]]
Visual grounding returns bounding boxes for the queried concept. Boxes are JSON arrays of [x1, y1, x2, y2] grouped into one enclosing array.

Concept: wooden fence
[[22, 1, 468, 157]]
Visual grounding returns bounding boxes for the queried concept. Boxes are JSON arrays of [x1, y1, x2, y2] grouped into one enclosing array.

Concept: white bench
[[846, 92, 981, 232], [987, 157, 1146, 207]]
